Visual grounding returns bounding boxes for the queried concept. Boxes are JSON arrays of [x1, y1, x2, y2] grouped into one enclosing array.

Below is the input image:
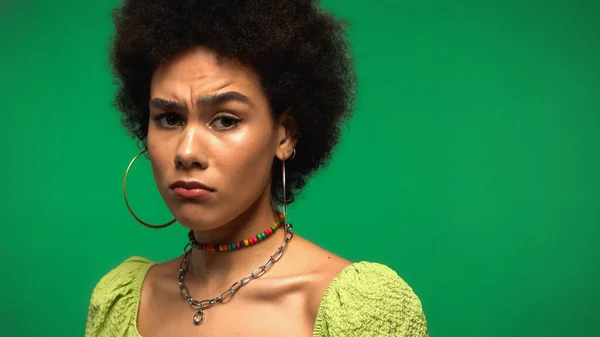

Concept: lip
[[169, 180, 215, 198]]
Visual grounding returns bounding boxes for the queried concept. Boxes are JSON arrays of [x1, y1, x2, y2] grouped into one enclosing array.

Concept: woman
[[85, 0, 428, 336]]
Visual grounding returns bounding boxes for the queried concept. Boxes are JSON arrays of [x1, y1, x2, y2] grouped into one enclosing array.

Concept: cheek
[[147, 142, 172, 186], [218, 131, 276, 192]]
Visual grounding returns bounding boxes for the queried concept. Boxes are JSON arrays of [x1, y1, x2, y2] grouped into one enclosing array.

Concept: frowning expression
[[147, 47, 288, 229]]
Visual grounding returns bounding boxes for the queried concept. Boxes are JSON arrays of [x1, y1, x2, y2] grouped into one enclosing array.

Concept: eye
[[210, 114, 242, 131], [154, 112, 184, 128]]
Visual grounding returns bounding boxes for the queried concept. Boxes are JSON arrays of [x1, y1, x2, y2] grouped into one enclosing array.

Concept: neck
[[185, 191, 286, 291]]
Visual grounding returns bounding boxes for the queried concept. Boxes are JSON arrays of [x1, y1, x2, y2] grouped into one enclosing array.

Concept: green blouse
[[85, 256, 428, 336]]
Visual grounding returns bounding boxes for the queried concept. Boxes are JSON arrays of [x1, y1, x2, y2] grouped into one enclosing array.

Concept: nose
[[174, 125, 208, 169]]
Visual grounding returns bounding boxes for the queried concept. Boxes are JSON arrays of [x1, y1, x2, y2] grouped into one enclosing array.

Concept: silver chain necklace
[[178, 223, 294, 325]]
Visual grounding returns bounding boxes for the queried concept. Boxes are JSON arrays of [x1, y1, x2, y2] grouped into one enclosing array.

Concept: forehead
[[150, 47, 262, 98]]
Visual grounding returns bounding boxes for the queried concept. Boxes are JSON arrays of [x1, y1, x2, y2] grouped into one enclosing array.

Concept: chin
[[173, 207, 221, 231]]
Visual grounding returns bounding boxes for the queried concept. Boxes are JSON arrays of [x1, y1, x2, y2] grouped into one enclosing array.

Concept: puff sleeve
[[85, 256, 154, 337], [313, 262, 428, 337]]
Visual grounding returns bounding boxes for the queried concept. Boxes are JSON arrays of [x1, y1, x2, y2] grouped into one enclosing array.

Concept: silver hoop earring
[[281, 150, 295, 232], [282, 157, 288, 223]]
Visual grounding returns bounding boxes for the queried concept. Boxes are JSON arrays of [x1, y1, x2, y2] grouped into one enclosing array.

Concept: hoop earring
[[123, 149, 176, 229], [281, 149, 296, 228]]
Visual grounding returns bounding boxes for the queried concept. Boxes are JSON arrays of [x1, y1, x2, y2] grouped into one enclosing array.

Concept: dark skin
[[136, 47, 351, 336]]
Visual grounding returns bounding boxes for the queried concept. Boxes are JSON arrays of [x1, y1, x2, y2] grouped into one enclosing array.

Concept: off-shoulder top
[[85, 256, 428, 336]]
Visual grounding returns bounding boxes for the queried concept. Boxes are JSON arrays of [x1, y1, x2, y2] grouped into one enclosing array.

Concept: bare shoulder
[[139, 254, 184, 302], [137, 256, 182, 332], [286, 235, 351, 276], [283, 235, 353, 315]]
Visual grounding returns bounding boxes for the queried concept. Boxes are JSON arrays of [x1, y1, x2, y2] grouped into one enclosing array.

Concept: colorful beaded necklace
[[187, 212, 284, 252]]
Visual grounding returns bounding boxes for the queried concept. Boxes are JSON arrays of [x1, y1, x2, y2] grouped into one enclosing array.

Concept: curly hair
[[110, 0, 357, 205]]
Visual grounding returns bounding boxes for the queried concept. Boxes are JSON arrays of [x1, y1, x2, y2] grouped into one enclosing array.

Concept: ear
[[275, 108, 298, 161]]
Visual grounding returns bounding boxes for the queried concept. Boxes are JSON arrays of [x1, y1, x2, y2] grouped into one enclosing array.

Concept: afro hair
[[110, 0, 357, 205]]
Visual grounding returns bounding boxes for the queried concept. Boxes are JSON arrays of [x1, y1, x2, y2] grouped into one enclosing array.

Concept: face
[[147, 47, 294, 230]]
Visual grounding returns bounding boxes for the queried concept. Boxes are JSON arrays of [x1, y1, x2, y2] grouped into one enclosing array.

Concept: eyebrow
[[148, 98, 185, 110], [149, 91, 253, 111], [198, 91, 253, 107]]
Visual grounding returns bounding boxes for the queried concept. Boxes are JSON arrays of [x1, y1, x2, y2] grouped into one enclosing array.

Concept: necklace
[[178, 222, 294, 325], [188, 212, 284, 252]]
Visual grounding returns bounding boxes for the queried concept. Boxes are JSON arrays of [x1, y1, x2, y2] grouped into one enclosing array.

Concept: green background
[[1, 0, 599, 336]]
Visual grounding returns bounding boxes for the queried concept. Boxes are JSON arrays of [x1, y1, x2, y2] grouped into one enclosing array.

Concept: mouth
[[169, 180, 215, 198]]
